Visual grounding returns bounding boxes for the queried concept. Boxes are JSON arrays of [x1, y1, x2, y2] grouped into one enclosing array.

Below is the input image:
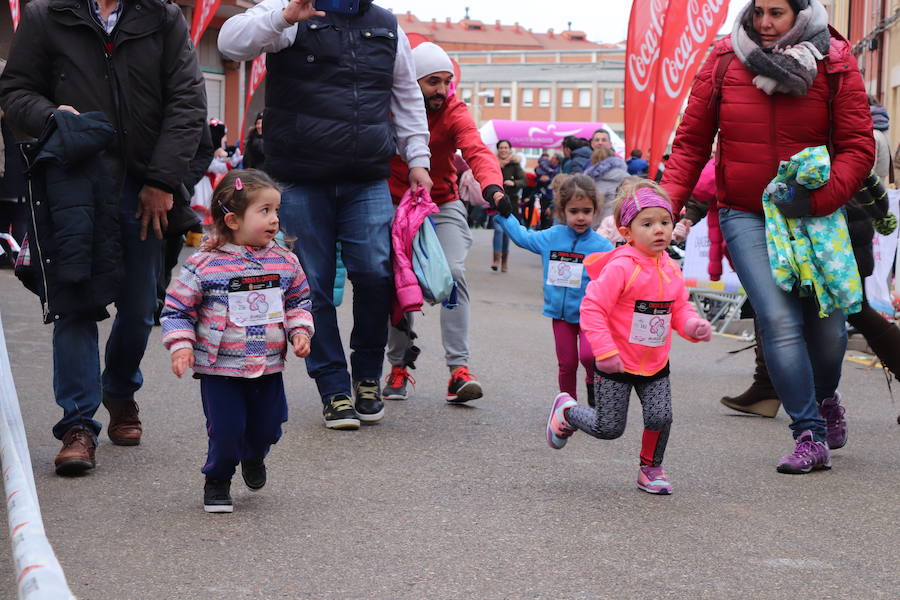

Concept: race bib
[[227, 274, 284, 327], [546, 251, 585, 288], [629, 300, 672, 347]]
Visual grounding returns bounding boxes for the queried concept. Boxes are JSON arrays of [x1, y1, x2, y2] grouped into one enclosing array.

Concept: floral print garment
[[762, 145, 863, 318]]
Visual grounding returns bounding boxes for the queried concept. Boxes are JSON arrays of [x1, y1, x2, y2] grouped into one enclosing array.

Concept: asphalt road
[[1, 229, 898, 599]]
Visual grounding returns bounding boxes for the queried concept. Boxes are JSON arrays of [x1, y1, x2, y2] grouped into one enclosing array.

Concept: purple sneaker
[[546, 393, 577, 449], [776, 430, 832, 474], [818, 392, 847, 450], [637, 465, 673, 495]]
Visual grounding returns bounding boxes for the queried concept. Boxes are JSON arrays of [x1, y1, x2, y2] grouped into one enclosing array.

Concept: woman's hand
[[171, 348, 194, 378]]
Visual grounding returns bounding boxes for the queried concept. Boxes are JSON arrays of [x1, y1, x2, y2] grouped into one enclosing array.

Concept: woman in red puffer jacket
[[661, 0, 874, 475]]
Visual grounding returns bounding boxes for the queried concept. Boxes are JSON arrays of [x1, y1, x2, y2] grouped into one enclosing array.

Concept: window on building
[[602, 89, 615, 108], [501, 88, 512, 107], [539, 88, 551, 107], [620, 89, 625, 107], [561, 89, 574, 108], [484, 89, 495, 107], [522, 88, 534, 107], [578, 89, 591, 108], [461, 88, 473, 105]]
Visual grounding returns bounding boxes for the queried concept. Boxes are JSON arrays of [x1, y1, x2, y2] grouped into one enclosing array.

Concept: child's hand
[[171, 348, 194, 378], [293, 333, 311, 358], [685, 317, 713, 342], [595, 355, 624, 374]]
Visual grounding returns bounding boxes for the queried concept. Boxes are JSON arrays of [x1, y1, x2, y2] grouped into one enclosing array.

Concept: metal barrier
[[0, 311, 75, 599]]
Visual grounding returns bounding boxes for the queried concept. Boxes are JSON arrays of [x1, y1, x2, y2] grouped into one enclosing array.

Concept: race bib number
[[546, 251, 585, 288], [227, 274, 284, 327], [629, 300, 672, 347]]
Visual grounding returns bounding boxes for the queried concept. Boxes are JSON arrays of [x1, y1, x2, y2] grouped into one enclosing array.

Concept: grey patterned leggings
[[566, 375, 672, 467]]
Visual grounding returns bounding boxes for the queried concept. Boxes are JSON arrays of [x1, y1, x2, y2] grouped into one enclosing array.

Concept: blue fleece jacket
[[496, 215, 613, 323]]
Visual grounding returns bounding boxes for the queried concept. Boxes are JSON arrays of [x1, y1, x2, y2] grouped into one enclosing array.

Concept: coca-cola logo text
[[659, 0, 727, 99], [627, 0, 668, 93]]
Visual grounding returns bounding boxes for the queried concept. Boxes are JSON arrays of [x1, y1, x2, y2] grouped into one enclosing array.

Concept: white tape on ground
[[0, 311, 75, 599]]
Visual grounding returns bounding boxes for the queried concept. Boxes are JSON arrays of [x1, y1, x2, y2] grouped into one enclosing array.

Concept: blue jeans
[[51, 178, 162, 440], [719, 208, 845, 441], [200, 373, 287, 480], [279, 180, 393, 402], [492, 224, 509, 253]]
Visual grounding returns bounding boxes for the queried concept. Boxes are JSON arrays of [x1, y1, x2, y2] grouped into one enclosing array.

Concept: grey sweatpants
[[387, 200, 473, 369]]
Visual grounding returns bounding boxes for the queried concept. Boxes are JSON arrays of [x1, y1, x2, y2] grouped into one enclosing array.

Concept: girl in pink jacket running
[[545, 181, 712, 495]]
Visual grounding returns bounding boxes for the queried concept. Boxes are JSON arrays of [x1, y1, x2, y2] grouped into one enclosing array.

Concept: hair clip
[[218, 199, 231, 214], [235, 177, 244, 191]]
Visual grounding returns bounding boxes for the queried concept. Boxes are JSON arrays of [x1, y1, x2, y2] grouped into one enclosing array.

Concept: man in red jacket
[[385, 42, 506, 403]]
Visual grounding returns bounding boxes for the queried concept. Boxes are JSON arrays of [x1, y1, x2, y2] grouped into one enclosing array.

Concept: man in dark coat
[[219, 0, 431, 430], [0, 0, 206, 475]]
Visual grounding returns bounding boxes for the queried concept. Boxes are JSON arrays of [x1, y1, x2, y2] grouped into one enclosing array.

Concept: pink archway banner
[[9, 0, 19, 30], [478, 120, 625, 155]]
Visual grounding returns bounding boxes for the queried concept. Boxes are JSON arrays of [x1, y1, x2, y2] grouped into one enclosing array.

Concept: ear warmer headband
[[619, 187, 674, 227]]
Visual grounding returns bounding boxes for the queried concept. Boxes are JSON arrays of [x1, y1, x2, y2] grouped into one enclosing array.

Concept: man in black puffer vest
[[220, 0, 432, 430], [0, 0, 206, 475]]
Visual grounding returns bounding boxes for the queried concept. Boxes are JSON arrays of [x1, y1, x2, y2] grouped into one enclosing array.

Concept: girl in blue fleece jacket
[[495, 175, 612, 403]]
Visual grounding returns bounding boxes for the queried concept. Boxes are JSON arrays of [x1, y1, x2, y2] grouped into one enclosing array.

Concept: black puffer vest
[[265, 2, 398, 183]]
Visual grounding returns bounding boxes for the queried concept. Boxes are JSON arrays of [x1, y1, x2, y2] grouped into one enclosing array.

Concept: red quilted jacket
[[662, 28, 874, 217]]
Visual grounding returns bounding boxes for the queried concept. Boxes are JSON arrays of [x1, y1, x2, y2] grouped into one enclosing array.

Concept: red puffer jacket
[[662, 28, 874, 217], [390, 94, 503, 205]]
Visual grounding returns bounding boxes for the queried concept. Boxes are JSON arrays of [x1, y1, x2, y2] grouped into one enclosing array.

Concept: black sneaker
[[240, 459, 266, 491], [203, 478, 233, 513], [323, 394, 360, 430], [353, 380, 385, 423]]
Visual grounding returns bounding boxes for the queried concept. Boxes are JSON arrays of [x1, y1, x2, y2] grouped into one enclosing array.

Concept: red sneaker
[[384, 366, 414, 401], [447, 366, 483, 403]]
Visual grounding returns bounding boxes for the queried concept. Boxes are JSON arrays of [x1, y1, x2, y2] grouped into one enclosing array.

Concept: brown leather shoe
[[103, 396, 142, 446], [54, 428, 96, 476]]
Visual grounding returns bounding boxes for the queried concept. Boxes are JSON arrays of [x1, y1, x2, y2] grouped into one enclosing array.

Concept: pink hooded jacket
[[391, 188, 439, 326], [581, 244, 702, 377]]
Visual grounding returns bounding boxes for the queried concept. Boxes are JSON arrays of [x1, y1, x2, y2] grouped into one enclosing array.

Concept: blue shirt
[[90, 0, 123, 34], [495, 216, 613, 323]]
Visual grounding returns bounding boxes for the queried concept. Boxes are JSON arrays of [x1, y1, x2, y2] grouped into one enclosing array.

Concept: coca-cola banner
[[240, 54, 267, 145], [625, 0, 667, 159], [649, 0, 729, 179], [190, 0, 221, 47], [9, 0, 19, 30]]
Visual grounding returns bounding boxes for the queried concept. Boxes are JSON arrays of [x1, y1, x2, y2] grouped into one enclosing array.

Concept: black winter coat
[[17, 110, 122, 322], [0, 0, 206, 193]]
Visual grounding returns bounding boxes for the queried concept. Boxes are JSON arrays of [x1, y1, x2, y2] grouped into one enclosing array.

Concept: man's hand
[[171, 348, 194, 378], [673, 218, 692, 243], [409, 167, 433, 195], [503, 179, 514, 187], [282, 0, 326, 25], [57, 105, 80, 115], [136, 184, 174, 241], [293, 333, 311, 358]]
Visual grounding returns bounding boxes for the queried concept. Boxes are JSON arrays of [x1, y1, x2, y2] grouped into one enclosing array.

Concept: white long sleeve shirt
[[218, 0, 430, 170]]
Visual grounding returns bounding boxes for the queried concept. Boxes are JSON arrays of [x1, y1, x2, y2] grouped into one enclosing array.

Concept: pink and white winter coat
[[581, 244, 702, 377], [391, 188, 439, 325]]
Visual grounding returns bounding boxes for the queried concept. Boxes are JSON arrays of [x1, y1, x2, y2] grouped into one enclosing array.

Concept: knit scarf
[[732, 0, 830, 96]]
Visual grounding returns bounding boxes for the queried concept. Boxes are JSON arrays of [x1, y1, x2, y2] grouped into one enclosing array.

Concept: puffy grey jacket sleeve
[[144, 6, 207, 192], [0, 2, 58, 138]]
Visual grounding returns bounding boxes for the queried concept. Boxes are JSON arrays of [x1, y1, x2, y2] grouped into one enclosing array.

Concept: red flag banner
[[190, 0, 221, 47], [649, 0, 729, 180], [625, 0, 667, 159], [9, 0, 19, 30], [240, 54, 267, 145]]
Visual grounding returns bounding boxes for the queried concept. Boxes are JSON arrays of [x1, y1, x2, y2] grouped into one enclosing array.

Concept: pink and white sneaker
[[637, 465, 673, 495], [546, 393, 577, 449]]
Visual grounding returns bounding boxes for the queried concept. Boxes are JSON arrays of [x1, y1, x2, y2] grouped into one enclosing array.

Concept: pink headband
[[619, 187, 673, 227]]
